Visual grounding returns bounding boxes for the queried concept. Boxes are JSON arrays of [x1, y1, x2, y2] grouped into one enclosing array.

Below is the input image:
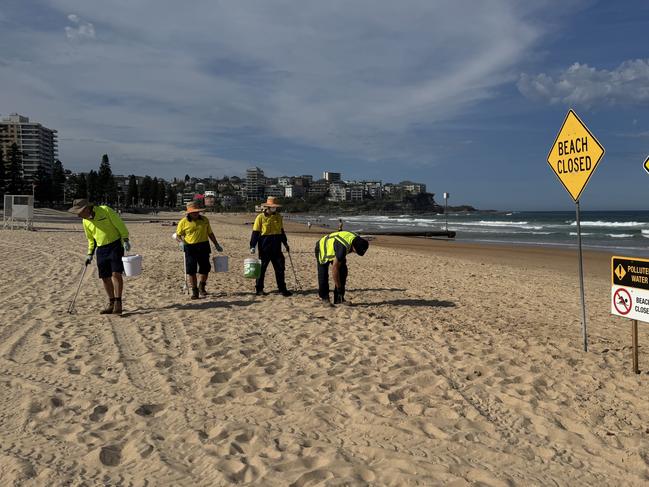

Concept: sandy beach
[[1, 209, 648, 486]]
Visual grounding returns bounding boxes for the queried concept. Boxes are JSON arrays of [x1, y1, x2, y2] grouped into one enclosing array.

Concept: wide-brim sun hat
[[185, 201, 204, 214], [68, 198, 91, 215], [261, 196, 282, 208]]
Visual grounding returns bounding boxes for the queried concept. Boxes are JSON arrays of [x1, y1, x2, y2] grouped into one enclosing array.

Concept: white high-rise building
[[323, 171, 341, 182], [245, 167, 265, 202], [0, 114, 58, 180]]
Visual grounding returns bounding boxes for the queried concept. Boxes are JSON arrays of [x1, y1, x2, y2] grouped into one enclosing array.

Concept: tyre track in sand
[[367, 304, 632, 486]]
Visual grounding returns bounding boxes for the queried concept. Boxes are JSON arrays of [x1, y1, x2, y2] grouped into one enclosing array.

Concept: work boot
[[280, 289, 293, 297], [191, 287, 199, 300], [198, 282, 208, 296], [113, 298, 123, 315], [255, 289, 267, 296], [100, 298, 115, 314]]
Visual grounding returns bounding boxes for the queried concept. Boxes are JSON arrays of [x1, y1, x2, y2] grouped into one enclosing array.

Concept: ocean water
[[296, 211, 649, 256]]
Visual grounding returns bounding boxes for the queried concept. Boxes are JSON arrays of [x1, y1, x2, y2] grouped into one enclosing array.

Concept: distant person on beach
[[68, 199, 130, 315], [176, 201, 224, 299], [315, 231, 369, 305], [250, 196, 292, 297], [338, 219, 344, 231], [307, 221, 312, 230]]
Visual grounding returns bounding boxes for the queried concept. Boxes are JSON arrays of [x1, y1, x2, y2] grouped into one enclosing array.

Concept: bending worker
[[69, 199, 131, 315], [176, 201, 224, 299], [315, 231, 369, 305], [249, 196, 292, 297]]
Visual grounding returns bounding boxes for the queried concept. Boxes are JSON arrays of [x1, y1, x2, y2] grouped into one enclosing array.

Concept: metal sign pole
[[632, 319, 639, 374], [443, 192, 449, 232], [576, 200, 588, 351]]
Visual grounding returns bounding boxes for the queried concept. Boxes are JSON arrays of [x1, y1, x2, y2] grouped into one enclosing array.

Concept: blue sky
[[1, 0, 648, 210]]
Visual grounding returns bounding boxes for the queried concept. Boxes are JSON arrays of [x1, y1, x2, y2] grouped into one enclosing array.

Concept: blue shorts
[[96, 239, 124, 278]]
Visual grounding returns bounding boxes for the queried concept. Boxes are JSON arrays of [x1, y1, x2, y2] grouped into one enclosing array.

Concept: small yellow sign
[[547, 109, 605, 202], [644, 156, 649, 175]]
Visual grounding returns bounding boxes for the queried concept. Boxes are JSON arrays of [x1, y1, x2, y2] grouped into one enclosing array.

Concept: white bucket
[[122, 254, 143, 277], [213, 255, 228, 273]]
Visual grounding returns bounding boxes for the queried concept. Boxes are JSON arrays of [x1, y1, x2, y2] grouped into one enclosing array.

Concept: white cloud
[[65, 14, 95, 41], [518, 59, 649, 107], [0, 0, 581, 176]]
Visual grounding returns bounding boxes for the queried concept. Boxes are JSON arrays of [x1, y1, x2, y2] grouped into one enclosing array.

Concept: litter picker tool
[[286, 249, 302, 291], [67, 262, 89, 314], [172, 232, 189, 294]]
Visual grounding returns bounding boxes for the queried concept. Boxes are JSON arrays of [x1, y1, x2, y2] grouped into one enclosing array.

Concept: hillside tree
[[98, 154, 117, 204], [126, 175, 138, 206], [33, 164, 53, 204], [151, 177, 159, 207], [139, 175, 153, 206], [6, 143, 25, 194], [87, 170, 100, 202], [166, 184, 177, 208], [51, 159, 66, 203]]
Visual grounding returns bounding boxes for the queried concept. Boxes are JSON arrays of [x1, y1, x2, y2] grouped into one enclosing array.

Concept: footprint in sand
[[135, 404, 164, 417], [210, 371, 232, 384], [89, 405, 108, 422], [99, 444, 122, 466]]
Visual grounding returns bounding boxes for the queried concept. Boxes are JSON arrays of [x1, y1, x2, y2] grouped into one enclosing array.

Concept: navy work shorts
[[96, 239, 124, 279], [184, 241, 211, 275]]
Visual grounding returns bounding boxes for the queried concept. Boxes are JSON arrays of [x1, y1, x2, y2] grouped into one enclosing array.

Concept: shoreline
[[208, 212, 614, 281], [32, 209, 616, 281], [32, 209, 615, 281]]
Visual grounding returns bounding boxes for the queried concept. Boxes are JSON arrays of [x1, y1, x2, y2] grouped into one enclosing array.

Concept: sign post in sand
[[547, 109, 605, 352], [443, 192, 449, 232], [611, 256, 649, 373]]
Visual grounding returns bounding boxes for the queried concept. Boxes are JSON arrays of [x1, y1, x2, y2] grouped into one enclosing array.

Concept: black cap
[[352, 236, 369, 256]]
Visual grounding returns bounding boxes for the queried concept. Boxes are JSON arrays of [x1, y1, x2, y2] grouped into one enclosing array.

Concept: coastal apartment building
[[0, 113, 58, 180], [245, 167, 265, 201], [328, 182, 347, 202], [400, 181, 427, 194], [323, 171, 341, 182]]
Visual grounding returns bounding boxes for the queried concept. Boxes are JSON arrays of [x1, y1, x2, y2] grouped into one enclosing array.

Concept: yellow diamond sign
[[615, 264, 626, 281], [644, 155, 649, 175], [547, 109, 605, 202]]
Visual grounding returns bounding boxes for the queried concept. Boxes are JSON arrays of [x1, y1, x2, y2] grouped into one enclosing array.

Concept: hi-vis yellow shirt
[[83, 205, 129, 255], [176, 216, 213, 244], [252, 213, 283, 235]]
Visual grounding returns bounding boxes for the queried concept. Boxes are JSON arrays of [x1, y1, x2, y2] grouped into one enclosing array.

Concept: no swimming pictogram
[[613, 288, 632, 315]]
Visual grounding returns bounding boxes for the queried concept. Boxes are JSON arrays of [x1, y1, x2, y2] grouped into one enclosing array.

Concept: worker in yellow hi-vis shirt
[[249, 196, 292, 297], [176, 201, 224, 299], [68, 199, 130, 315]]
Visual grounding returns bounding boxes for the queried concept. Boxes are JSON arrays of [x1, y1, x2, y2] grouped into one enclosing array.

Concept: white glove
[[250, 247, 256, 254], [123, 240, 131, 252]]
